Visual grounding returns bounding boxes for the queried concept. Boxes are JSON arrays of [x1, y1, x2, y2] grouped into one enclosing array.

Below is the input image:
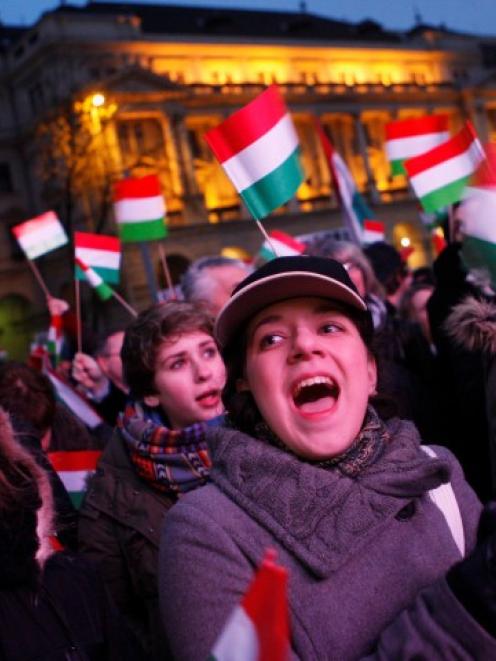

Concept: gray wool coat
[[159, 418, 496, 660]]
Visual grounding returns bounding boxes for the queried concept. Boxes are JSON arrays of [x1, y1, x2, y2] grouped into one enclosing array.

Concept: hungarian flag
[[114, 175, 167, 242], [45, 370, 103, 430], [12, 211, 68, 260], [362, 220, 385, 245], [259, 230, 306, 262], [404, 122, 485, 213], [315, 120, 374, 245], [209, 550, 289, 661], [46, 314, 64, 368], [458, 185, 496, 285], [48, 450, 102, 508], [205, 85, 304, 220], [75, 257, 114, 301], [385, 115, 450, 176], [74, 232, 121, 284]]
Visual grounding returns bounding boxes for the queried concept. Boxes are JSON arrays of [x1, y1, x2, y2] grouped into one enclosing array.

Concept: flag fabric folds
[[114, 175, 167, 242], [209, 550, 289, 661], [404, 122, 485, 213], [48, 450, 102, 508], [12, 211, 68, 260], [75, 257, 114, 301], [385, 115, 450, 176], [204, 85, 304, 220], [458, 184, 496, 285], [315, 120, 374, 244], [74, 232, 121, 284], [259, 230, 306, 262], [45, 370, 103, 430]]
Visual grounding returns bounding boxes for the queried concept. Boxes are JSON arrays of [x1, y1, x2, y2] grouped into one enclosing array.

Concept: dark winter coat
[[158, 419, 494, 660], [78, 427, 176, 659]]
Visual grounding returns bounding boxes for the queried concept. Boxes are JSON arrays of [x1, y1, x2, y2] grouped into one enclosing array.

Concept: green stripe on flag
[[259, 245, 276, 262], [95, 281, 114, 301], [119, 218, 168, 242], [240, 148, 303, 220], [351, 191, 373, 227], [462, 235, 496, 286], [419, 175, 471, 213], [75, 265, 120, 284], [390, 159, 406, 176]]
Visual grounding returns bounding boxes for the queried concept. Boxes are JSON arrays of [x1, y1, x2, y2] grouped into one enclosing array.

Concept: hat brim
[[215, 270, 367, 348]]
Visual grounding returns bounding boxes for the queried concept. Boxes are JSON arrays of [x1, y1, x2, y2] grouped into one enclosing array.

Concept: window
[[117, 118, 166, 164]]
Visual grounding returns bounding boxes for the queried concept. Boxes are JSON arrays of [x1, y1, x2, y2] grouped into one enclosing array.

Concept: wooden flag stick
[[111, 290, 138, 318], [75, 277, 83, 354], [139, 242, 159, 302], [27, 258, 51, 299], [255, 219, 279, 257], [158, 242, 176, 298]]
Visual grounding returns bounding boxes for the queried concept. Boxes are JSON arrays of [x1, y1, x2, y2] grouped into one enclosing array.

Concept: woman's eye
[[321, 322, 341, 334], [259, 333, 283, 349], [203, 346, 217, 359], [169, 359, 185, 370]]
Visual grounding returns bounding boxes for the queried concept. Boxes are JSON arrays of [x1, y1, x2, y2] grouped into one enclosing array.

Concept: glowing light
[[400, 237, 411, 248], [91, 93, 106, 108]]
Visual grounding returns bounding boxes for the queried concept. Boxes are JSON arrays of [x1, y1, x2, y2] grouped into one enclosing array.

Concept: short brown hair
[[121, 301, 216, 399], [0, 362, 56, 434]]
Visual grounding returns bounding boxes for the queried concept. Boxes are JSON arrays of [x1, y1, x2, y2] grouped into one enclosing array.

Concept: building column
[[168, 109, 207, 224], [353, 113, 380, 205]]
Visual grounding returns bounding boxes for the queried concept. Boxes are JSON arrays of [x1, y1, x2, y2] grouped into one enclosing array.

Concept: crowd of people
[[0, 237, 495, 659]]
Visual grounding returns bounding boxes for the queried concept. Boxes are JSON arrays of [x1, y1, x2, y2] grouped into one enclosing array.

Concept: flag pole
[[111, 290, 138, 318], [75, 277, 83, 354], [255, 219, 279, 257], [158, 242, 176, 298], [139, 242, 159, 302], [27, 258, 51, 299]]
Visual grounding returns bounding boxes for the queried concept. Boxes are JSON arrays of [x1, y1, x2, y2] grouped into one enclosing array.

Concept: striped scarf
[[119, 402, 212, 494]]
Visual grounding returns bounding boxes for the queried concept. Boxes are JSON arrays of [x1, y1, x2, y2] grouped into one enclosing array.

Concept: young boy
[[78, 301, 226, 660]]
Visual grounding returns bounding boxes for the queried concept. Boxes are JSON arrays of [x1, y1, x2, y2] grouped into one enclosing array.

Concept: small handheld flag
[[74, 232, 121, 284], [114, 175, 167, 242], [209, 549, 289, 661], [75, 257, 114, 301], [404, 122, 485, 213], [362, 220, 386, 245], [385, 115, 450, 176], [258, 230, 306, 263], [12, 211, 68, 260], [205, 85, 304, 221], [48, 450, 102, 509]]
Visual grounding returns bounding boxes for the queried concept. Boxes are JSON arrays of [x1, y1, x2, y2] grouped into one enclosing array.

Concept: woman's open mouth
[[196, 389, 221, 409], [292, 376, 339, 416]]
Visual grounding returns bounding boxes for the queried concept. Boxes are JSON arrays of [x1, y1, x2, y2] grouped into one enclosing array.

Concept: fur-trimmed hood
[[0, 408, 55, 586], [444, 296, 496, 355]]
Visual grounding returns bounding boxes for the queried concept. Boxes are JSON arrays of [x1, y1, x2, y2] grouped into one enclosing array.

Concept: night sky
[[3, 0, 496, 36]]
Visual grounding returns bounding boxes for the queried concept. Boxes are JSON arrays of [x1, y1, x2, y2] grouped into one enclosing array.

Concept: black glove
[[446, 502, 496, 638]]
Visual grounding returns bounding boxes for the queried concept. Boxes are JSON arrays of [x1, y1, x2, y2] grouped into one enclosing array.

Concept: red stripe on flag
[[75, 257, 89, 272], [113, 175, 161, 201], [11, 211, 60, 239], [364, 220, 385, 233], [385, 114, 449, 140], [48, 450, 102, 472], [204, 85, 287, 163], [74, 231, 120, 253], [269, 230, 306, 253], [405, 122, 478, 177], [242, 550, 289, 661]]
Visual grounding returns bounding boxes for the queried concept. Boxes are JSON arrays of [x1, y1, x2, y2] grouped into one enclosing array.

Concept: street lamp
[[91, 93, 106, 108]]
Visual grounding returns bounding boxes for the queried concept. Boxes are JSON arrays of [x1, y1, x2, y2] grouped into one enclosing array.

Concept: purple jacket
[[159, 418, 496, 659]]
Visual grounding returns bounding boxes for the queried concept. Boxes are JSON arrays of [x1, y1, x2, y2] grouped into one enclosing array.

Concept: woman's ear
[[236, 377, 250, 393], [367, 355, 378, 396], [143, 394, 160, 408]]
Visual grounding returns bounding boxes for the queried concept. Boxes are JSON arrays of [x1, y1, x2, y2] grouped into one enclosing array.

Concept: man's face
[[204, 265, 248, 315]]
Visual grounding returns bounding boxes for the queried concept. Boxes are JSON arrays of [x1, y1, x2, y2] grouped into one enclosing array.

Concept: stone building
[[1, 1, 496, 356]]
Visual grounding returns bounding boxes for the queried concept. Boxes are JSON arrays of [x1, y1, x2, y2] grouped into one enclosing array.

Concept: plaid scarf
[[119, 402, 212, 495]]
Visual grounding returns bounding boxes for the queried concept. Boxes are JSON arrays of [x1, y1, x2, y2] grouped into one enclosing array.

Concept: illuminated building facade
[[1, 2, 496, 354]]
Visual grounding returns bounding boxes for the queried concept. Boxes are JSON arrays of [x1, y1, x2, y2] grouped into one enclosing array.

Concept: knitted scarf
[[253, 405, 388, 478], [119, 402, 212, 495]]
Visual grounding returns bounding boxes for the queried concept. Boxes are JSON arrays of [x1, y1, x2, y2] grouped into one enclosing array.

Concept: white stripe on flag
[[46, 373, 102, 429], [222, 113, 299, 193], [17, 224, 67, 258], [83, 266, 104, 288], [409, 141, 482, 198], [75, 247, 120, 270], [114, 195, 166, 223], [386, 132, 450, 161], [58, 470, 94, 494], [210, 605, 259, 661], [363, 229, 384, 243], [264, 237, 302, 257], [460, 187, 496, 243]]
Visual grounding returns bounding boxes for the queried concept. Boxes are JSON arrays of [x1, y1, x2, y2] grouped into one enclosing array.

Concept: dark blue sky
[[3, 0, 496, 36]]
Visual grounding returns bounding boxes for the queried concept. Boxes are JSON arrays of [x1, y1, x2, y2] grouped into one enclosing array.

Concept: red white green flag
[[74, 232, 121, 284], [75, 257, 114, 301], [404, 122, 485, 213], [46, 314, 63, 367], [363, 220, 385, 244], [12, 211, 68, 260], [385, 115, 450, 176], [48, 450, 102, 508], [204, 85, 304, 220], [259, 230, 306, 262], [114, 175, 167, 242], [209, 550, 289, 661], [45, 370, 103, 430]]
